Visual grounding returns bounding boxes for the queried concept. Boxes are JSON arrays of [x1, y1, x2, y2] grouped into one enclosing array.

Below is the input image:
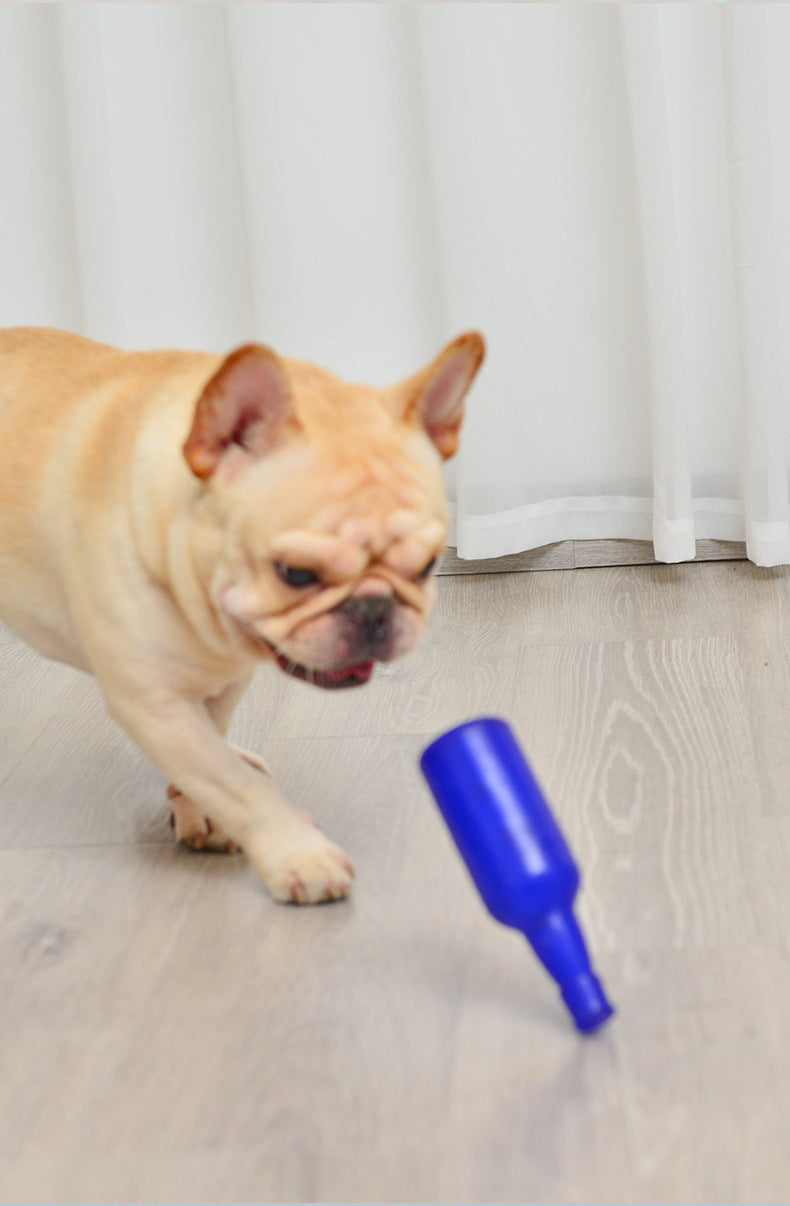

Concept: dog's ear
[[386, 331, 485, 460], [183, 344, 296, 480]]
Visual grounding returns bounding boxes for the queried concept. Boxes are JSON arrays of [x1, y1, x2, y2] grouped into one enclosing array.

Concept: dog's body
[[0, 326, 483, 902]]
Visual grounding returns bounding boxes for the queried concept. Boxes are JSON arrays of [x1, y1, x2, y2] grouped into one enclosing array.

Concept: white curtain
[[2, 4, 789, 566]]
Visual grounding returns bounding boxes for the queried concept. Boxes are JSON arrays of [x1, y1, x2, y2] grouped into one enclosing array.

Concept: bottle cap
[[560, 971, 615, 1033]]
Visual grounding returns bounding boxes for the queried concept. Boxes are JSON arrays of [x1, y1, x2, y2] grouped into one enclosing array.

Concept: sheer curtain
[[1, 3, 789, 567]]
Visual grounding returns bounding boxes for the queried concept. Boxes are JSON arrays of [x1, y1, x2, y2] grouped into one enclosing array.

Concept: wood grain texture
[[3, 561, 790, 1201]]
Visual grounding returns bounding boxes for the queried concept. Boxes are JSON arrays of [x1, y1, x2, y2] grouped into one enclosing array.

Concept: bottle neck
[[525, 908, 614, 1032], [525, 907, 590, 982]]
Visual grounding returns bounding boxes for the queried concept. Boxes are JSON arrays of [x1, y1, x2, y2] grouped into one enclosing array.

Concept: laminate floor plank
[[2, 560, 790, 1201]]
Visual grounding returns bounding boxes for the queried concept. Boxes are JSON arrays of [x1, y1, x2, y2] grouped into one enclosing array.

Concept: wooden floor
[[2, 559, 790, 1202]]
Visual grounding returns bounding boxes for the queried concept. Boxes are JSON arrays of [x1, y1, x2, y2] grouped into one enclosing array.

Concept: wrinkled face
[[183, 332, 484, 689], [210, 431, 448, 689]]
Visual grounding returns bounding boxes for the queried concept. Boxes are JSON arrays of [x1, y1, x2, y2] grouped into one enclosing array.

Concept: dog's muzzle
[[265, 595, 397, 690]]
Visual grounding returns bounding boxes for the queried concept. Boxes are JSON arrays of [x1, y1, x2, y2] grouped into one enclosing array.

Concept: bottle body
[[420, 716, 580, 929]]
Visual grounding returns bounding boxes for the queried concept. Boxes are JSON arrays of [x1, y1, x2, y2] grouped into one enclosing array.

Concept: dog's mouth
[[241, 626, 377, 689], [272, 648, 375, 690]]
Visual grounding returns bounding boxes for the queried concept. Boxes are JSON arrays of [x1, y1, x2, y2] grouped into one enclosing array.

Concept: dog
[[0, 327, 484, 903]]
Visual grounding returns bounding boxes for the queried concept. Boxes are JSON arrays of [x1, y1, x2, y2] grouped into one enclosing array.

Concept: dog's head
[[182, 333, 484, 687]]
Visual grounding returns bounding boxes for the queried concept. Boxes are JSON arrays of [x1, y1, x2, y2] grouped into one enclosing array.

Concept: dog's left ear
[[386, 331, 485, 460], [183, 344, 296, 480]]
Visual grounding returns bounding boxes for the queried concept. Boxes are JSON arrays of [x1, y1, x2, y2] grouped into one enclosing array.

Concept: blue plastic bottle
[[420, 717, 614, 1033]]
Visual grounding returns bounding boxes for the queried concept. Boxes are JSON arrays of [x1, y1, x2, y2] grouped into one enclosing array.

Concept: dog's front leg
[[106, 688, 353, 904], [168, 673, 257, 853]]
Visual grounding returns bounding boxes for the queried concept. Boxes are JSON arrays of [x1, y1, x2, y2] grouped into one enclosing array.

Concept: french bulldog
[[0, 326, 484, 903]]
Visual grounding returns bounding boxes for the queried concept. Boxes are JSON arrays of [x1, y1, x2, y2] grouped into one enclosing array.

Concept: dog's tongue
[[323, 660, 375, 684]]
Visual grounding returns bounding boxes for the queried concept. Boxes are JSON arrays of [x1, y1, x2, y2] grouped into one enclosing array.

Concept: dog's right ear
[[183, 344, 296, 480], [385, 331, 485, 461]]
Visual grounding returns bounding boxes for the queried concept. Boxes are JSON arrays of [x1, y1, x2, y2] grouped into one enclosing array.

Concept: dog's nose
[[339, 595, 393, 649]]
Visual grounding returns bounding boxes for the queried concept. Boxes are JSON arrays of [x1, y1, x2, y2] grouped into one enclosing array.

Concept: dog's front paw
[[167, 746, 269, 855], [247, 817, 354, 904], [169, 786, 240, 853]]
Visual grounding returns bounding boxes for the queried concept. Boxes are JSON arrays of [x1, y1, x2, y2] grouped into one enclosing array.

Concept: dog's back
[[0, 328, 213, 663]]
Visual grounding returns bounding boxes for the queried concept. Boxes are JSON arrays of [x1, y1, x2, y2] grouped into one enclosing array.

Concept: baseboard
[[437, 539, 748, 575]]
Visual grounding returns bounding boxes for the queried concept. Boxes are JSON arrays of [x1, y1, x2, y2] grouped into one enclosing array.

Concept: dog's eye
[[417, 556, 437, 581], [276, 563, 321, 589]]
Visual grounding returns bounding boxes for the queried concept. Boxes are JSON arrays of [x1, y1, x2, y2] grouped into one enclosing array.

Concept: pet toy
[[420, 717, 614, 1033]]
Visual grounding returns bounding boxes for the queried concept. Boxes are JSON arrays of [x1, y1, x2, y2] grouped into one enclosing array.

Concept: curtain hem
[[455, 495, 754, 563]]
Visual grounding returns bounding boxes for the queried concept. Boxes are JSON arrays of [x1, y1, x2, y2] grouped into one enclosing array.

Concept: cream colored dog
[[0, 327, 484, 903]]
